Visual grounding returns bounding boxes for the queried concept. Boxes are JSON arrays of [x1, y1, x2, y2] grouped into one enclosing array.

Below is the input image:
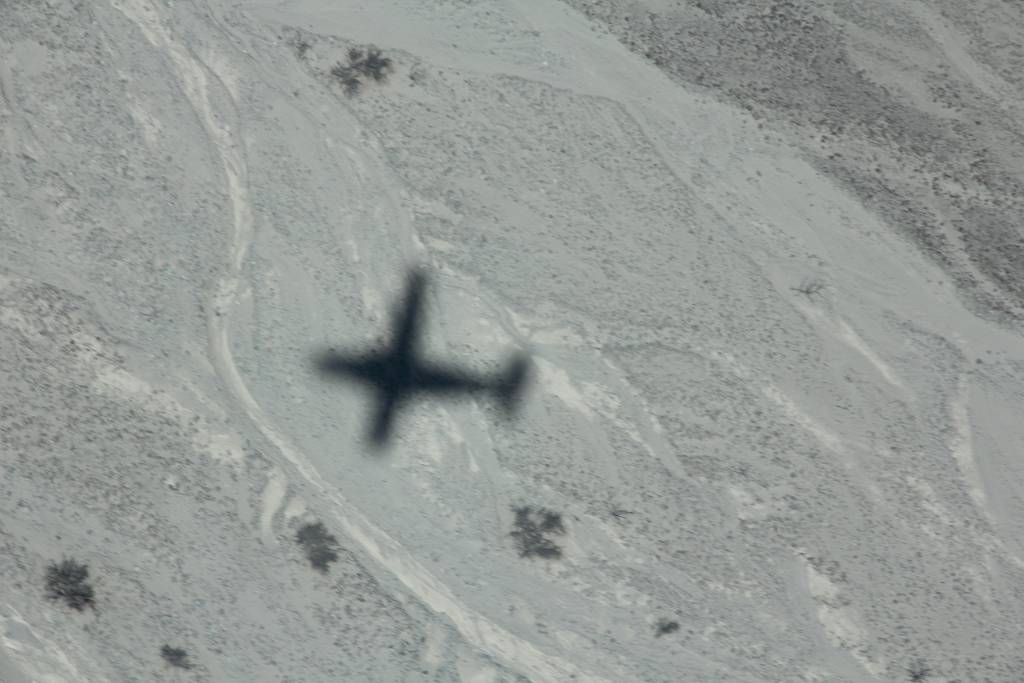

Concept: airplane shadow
[[312, 268, 531, 448]]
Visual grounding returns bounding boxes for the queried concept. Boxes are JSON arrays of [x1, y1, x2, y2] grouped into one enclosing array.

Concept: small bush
[[296, 521, 340, 572], [330, 62, 362, 95], [511, 506, 566, 559], [44, 558, 95, 611], [352, 47, 392, 81], [907, 660, 930, 682], [331, 46, 393, 95], [792, 277, 826, 298], [655, 618, 680, 637], [160, 645, 192, 669]]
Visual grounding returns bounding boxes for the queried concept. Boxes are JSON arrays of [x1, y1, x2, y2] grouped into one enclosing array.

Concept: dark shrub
[[330, 62, 363, 95], [160, 645, 192, 669], [296, 521, 340, 572], [356, 48, 393, 81], [655, 618, 680, 636], [511, 506, 566, 559], [44, 558, 95, 611], [331, 46, 393, 95]]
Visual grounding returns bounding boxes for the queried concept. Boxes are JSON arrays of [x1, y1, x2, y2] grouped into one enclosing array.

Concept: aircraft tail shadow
[[494, 353, 531, 415]]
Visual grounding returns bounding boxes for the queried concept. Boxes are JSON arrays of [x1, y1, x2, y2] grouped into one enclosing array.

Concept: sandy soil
[[2, 0, 1023, 681]]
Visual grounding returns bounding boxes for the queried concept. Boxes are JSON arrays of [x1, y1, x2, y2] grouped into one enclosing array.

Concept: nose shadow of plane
[[312, 268, 532, 448]]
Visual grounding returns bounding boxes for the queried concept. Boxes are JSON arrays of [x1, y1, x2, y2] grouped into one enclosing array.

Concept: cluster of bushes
[[510, 506, 566, 559], [330, 47, 393, 95], [45, 504, 686, 679], [45, 558, 195, 668]]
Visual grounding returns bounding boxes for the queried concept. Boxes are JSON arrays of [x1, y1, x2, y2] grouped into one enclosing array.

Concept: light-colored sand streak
[[110, 2, 612, 680]]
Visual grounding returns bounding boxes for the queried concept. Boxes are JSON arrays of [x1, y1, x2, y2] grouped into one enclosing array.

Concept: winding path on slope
[[109, 1, 614, 680]]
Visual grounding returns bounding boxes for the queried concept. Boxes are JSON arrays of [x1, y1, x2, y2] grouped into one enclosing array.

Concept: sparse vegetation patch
[[511, 506, 566, 559], [792, 276, 827, 298], [907, 659, 931, 681], [160, 645, 192, 669], [44, 558, 95, 611], [331, 46, 393, 95], [282, 27, 314, 60], [296, 521, 340, 572]]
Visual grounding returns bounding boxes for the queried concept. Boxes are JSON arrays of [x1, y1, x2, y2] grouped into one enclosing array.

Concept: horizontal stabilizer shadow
[[313, 268, 531, 447]]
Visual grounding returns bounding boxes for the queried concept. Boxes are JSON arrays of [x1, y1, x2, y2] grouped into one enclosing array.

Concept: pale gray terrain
[[2, 0, 1023, 682]]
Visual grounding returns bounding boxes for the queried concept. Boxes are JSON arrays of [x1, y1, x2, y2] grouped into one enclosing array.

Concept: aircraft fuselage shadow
[[313, 269, 531, 447]]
